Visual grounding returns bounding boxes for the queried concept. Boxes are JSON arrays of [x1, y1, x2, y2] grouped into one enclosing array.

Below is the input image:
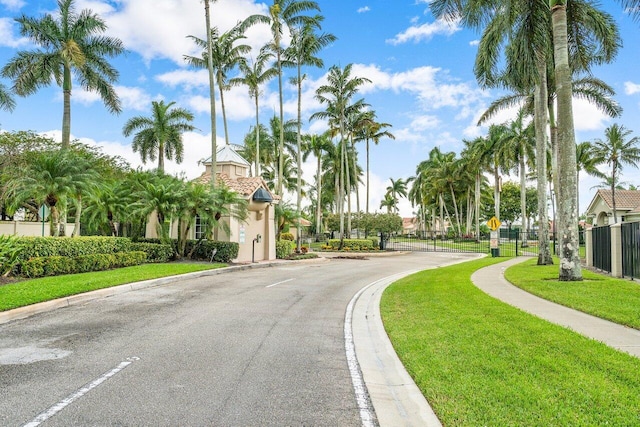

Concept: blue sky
[[0, 0, 639, 217]]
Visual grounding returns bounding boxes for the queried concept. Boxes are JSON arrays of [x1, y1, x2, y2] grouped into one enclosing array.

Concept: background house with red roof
[[585, 189, 640, 225]]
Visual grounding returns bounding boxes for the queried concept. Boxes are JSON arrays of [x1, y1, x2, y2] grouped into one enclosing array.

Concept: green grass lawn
[[0, 262, 226, 312], [381, 256, 640, 425], [505, 257, 640, 329]]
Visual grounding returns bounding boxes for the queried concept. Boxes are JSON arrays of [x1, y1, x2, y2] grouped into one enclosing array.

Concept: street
[[0, 252, 476, 426]]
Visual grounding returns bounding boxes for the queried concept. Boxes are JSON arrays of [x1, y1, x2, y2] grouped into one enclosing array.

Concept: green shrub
[[184, 240, 239, 262], [326, 239, 374, 251], [280, 232, 294, 241], [130, 242, 173, 263], [0, 235, 24, 276], [20, 251, 147, 278], [276, 240, 293, 259]]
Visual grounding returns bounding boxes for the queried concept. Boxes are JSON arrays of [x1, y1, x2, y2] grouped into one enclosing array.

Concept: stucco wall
[[0, 221, 77, 237]]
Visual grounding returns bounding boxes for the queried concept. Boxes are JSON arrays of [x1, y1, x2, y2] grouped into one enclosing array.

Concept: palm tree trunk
[[520, 154, 528, 247], [254, 96, 260, 176], [204, 0, 217, 191], [611, 165, 618, 223], [475, 172, 481, 239], [50, 204, 59, 237], [217, 72, 230, 146], [295, 64, 303, 252], [449, 184, 461, 236], [494, 166, 501, 219], [316, 155, 322, 238], [72, 196, 81, 237], [62, 65, 72, 148], [158, 140, 165, 172], [345, 139, 352, 238], [552, 1, 582, 280], [366, 138, 370, 214], [276, 38, 284, 196], [536, 53, 553, 265]]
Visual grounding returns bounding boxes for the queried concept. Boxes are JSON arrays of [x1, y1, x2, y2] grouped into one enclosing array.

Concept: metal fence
[[592, 225, 612, 273], [621, 222, 640, 279], [383, 231, 573, 257]]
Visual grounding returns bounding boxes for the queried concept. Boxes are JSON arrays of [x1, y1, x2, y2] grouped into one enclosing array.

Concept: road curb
[[0, 256, 329, 326]]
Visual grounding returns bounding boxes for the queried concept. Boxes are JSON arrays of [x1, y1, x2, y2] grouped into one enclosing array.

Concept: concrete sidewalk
[[471, 256, 640, 358]]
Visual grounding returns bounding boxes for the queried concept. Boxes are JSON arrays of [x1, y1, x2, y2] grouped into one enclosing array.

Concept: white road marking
[[266, 278, 295, 288], [23, 357, 139, 427]]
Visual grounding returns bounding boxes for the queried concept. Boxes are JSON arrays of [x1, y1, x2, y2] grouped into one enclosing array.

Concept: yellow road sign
[[487, 216, 501, 231]]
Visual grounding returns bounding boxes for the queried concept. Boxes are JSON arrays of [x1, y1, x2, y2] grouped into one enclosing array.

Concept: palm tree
[[230, 48, 277, 176], [501, 109, 535, 239], [312, 64, 370, 245], [122, 100, 195, 173], [380, 193, 396, 214], [0, 83, 15, 112], [285, 19, 336, 250], [385, 178, 407, 214], [203, 0, 217, 191], [576, 141, 605, 220], [185, 18, 259, 145], [6, 149, 86, 236], [262, 0, 321, 196], [2, 0, 124, 148], [302, 132, 333, 237], [357, 111, 394, 214], [592, 124, 640, 224], [432, 0, 619, 277]]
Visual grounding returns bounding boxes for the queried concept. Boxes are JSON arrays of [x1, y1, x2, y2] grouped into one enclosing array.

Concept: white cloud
[[624, 82, 640, 95], [357, 6, 370, 13], [573, 97, 611, 132], [0, 0, 25, 10], [386, 17, 461, 45], [115, 86, 155, 111], [0, 17, 28, 47], [85, 0, 270, 66], [469, 39, 480, 46]]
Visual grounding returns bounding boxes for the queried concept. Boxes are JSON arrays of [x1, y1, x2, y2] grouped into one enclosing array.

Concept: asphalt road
[[0, 252, 474, 427]]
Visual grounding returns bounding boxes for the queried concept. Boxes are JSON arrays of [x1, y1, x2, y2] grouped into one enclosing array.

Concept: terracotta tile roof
[[595, 189, 640, 210], [192, 171, 279, 200]]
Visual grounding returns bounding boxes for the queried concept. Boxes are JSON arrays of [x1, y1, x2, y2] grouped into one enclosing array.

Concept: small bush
[[276, 240, 293, 259], [0, 235, 24, 276], [130, 242, 173, 263], [280, 232, 294, 241], [185, 240, 239, 262], [326, 239, 374, 251]]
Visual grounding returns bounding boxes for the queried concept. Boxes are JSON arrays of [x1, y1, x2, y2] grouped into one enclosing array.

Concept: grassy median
[[381, 256, 640, 425], [505, 257, 640, 330], [0, 262, 226, 311]]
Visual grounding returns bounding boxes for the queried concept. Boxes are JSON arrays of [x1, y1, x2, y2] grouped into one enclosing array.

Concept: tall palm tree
[[230, 48, 277, 176], [312, 64, 370, 245], [285, 19, 335, 250], [203, 0, 217, 191], [302, 132, 333, 237], [357, 111, 394, 214], [379, 193, 396, 214], [262, 0, 321, 196], [186, 17, 261, 145], [385, 178, 408, 214], [2, 0, 124, 148], [501, 109, 535, 238], [122, 100, 195, 172], [592, 124, 640, 224], [431, 0, 619, 278]]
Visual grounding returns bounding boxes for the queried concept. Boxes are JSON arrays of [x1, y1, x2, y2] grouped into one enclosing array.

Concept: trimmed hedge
[[130, 242, 173, 263], [20, 251, 147, 278], [184, 240, 239, 262], [326, 239, 375, 251], [16, 236, 132, 262], [276, 240, 294, 259]]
